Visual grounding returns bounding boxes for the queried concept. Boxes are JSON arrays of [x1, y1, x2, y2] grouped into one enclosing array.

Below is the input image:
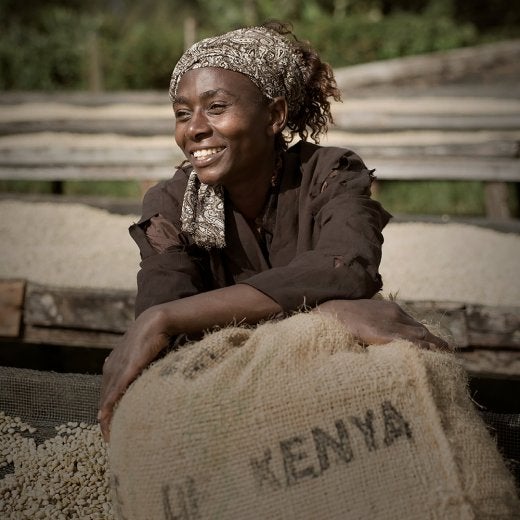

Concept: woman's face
[[173, 67, 280, 188]]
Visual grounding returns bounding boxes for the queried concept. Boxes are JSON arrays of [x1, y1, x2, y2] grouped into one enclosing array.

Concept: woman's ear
[[268, 97, 288, 136]]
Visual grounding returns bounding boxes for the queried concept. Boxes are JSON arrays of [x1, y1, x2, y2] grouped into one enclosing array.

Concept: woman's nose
[[185, 109, 211, 141]]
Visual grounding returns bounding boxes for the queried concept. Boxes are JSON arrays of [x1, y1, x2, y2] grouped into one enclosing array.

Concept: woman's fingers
[[98, 354, 142, 442], [316, 299, 453, 352], [97, 321, 172, 442], [393, 322, 452, 352]]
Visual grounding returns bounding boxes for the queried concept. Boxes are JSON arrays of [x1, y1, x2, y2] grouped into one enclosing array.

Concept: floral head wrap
[[169, 26, 306, 116], [171, 26, 307, 250]]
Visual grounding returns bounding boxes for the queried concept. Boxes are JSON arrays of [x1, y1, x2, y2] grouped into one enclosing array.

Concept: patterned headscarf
[[171, 26, 306, 249], [169, 26, 306, 115]]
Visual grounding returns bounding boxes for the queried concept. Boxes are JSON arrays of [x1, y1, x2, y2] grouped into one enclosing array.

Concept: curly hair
[[262, 21, 342, 148]]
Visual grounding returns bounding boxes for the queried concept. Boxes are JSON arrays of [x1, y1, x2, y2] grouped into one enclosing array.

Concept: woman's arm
[[99, 283, 282, 440], [242, 148, 391, 311], [98, 284, 449, 441], [315, 299, 450, 351]]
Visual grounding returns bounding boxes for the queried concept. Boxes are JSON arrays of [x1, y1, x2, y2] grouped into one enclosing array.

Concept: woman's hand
[[98, 308, 171, 442], [97, 284, 283, 442], [315, 299, 451, 351]]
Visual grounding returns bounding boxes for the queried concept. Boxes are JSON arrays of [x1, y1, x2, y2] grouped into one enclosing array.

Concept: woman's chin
[[194, 170, 223, 187]]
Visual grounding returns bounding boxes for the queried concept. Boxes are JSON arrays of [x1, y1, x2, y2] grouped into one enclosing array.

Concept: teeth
[[192, 147, 222, 158]]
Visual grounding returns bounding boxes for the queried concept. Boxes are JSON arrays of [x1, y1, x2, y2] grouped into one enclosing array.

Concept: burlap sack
[[109, 313, 519, 519]]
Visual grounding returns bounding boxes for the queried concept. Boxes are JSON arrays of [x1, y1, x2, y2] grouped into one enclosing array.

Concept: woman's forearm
[[99, 284, 282, 440], [151, 283, 283, 337]]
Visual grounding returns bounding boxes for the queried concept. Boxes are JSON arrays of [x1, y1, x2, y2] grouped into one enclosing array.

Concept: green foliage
[[294, 10, 477, 67], [374, 180, 486, 216], [0, 0, 516, 90], [0, 7, 93, 90], [0, 180, 141, 198], [102, 18, 184, 90], [0, 180, 55, 195], [63, 180, 142, 198]]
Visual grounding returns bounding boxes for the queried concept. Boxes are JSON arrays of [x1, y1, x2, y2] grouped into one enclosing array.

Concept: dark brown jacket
[[130, 141, 391, 317]]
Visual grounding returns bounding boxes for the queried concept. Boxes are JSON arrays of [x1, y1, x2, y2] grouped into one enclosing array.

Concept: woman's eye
[[174, 110, 190, 121], [208, 103, 226, 113]]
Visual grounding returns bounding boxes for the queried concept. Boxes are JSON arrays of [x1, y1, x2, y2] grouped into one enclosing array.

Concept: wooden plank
[[0, 164, 178, 181], [0, 147, 184, 165], [1, 157, 518, 182], [0, 280, 25, 338], [333, 113, 520, 132], [0, 120, 174, 136], [23, 325, 121, 349], [371, 157, 520, 182], [24, 284, 135, 333], [340, 141, 520, 159], [0, 91, 168, 106], [399, 300, 468, 348], [465, 305, 520, 349], [2, 95, 517, 121], [1, 113, 519, 136], [457, 349, 520, 378], [1, 140, 517, 166]]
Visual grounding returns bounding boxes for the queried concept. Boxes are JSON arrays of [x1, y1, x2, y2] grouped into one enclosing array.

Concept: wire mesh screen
[[481, 410, 520, 488], [0, 366, 101, 479]]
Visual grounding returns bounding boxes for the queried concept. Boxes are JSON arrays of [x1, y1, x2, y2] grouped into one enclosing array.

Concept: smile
[[192, 147, 225, 159]]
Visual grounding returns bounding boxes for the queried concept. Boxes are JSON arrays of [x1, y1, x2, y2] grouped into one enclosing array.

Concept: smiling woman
[[174, 68, 282, 207], [98, 22, 449, 442]]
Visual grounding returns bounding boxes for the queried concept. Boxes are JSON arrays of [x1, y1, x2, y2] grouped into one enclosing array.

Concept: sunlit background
[[1, 0, 519, 216]]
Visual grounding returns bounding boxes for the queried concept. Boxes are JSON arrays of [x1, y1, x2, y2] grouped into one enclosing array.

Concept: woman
[[99, 23, 448, 441]]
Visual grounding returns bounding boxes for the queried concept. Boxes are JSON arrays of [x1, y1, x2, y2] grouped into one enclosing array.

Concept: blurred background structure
[[0, 0, 519, 217]]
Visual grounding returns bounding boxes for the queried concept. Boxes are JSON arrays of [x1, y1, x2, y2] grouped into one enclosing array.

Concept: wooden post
[[243, 0, 257, 26], [484, 181, 511, 219], [0, 280, 25, 338], [183, 17, 197, 51], [87, 29, 103, 92]]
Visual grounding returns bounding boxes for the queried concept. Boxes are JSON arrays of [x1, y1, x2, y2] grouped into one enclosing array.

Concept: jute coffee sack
[[109, 313, 519, 519]]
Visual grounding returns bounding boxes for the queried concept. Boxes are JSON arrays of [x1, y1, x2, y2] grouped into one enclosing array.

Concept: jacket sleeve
[[129, 175, 211, 318], [240, 151, 391, 312]]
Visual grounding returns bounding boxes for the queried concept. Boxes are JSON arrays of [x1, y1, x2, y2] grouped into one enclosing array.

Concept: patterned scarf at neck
[[180, 172, 226, 250]]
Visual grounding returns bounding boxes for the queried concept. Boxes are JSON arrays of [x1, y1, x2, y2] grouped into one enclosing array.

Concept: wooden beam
[[24, 283, 135, 333], [0, 120, 175, 137], [2, 114, 519, 136], [484, 181, 512, 219], [0, 91, 168, 106], [1, 157, 518, 182], [338, 141, 520, 159], [457, 349, 520, 379], [1, 140, 517, 166], [401, 300, 520, 350], [0, 164, 178, 181], [370, 157, 520, 182], [465, 305, 520, 349], [0, 280, 25, 338], [9, 284, 520, 367], [399, 300, 468, 348], [23, 325, 121, 349], [332, 113, 520, 132], [0, 147, 183, 165]]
